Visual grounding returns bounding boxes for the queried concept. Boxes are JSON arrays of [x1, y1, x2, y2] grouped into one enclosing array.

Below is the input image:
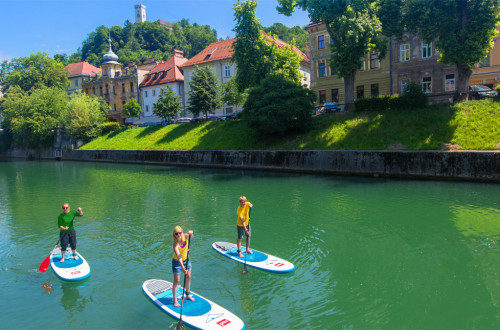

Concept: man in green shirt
[[58, 203, 83, 263]]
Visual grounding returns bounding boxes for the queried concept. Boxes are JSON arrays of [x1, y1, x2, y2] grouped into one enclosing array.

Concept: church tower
[[135, 4, 146, 23]]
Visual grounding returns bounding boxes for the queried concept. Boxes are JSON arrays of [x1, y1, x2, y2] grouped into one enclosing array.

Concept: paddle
[[38, 213, 77, 273], [176, 234, 192, 330], [242, 208, 251, 274]]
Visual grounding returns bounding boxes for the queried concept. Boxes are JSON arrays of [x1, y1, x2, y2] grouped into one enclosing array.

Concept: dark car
[[469, 85, 498, 100], [323, 102, 342, 113]]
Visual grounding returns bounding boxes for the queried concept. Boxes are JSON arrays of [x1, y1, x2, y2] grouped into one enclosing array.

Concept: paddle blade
[[241, 267, 248, 274], [176, 320, 184, 330], [39, 255, 50, 273]]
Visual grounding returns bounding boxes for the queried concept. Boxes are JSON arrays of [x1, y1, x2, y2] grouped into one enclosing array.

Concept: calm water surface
[[0, 160, 499, 329]]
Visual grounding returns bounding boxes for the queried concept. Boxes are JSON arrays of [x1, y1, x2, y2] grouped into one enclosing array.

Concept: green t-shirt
[[58, 210, 82, 233]]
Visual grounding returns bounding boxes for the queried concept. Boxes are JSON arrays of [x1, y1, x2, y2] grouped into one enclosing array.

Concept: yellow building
[[470, 28, 500, 88], [305, 22, 391, 107]]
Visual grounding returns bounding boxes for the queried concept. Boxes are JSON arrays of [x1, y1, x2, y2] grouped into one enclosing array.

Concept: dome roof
[[102, 35, 120, 65]]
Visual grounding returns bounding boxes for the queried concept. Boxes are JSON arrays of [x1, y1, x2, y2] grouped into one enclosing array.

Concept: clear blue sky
[[0, 0, 311, 62]]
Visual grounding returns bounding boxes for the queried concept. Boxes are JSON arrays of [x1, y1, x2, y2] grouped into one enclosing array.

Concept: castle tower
[[101, 34, 121, 78], [135, 4, 146, 23]]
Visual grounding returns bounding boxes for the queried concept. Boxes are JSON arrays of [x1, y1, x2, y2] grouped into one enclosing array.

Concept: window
[[122, 84, 125, 93], [359, 56, 365, 71], [422, 76, 432, 93], [370, 53, 380, 69], [479, 53, 491, 67], [445, 74, 455, 91], [422, 42, 432, 59], [114, 104, 116, 111], [319, 90, 326, 103], [99, 86, 102, 95], [74, 80, 79, 87], [331, 89, 339, 103], [146, 105, 149, 113], [318, 62, 326, 78], [318, 35, 325, 49], [371, 84, 379, 96], [400, 44, 410, 62], [356, 85, 364, 99], [401, 79, 410, 94], [152, 89, 156, 97], [130, 82, 134, 93], [224, 65, 231, 77], [144, 90, 148, 98], [225, 107, 233, 114]]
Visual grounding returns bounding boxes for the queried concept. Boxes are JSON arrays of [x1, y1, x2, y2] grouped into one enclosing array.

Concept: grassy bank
[[81, 100, 500, 151]]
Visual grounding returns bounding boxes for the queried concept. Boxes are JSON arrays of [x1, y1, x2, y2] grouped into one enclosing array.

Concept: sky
[[0, 0, 311, 62]]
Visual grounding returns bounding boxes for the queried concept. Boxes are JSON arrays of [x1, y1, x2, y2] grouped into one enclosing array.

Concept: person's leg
[[69, 231, 78, 260], [237, 226, 243, 257], [60, 232, 68, 262], [185, 260, 195, 301], [246, 225, 252, 254], [172, 274, 181, 307]]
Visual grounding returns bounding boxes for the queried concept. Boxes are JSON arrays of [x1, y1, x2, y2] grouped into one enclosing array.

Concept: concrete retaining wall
[[55, 149, 500, 182]]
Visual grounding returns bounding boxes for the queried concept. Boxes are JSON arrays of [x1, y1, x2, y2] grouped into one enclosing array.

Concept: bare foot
[[173, 300, 180, 307], [238, 252, 243, 257], [186, 294, 195, 302], [247, 250, 253, 254], [60, 258, 65, 263], [73, 255, 79, 260]]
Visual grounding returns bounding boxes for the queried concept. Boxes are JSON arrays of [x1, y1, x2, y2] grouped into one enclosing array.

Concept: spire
[[102, 33, 120, 65]]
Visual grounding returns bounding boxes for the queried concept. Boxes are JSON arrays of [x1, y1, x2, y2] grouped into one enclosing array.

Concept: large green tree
[[0, 52, 69, 93], [400, 0, 500, 100], [187, 66, 223, 118], [277, 0, 387, 110], [122, 98, 142, 118], [263, 22, 309, 53], [233, 0, 302, 92], [153, 87, 183, 121], [222, 78, 247, 112], [66, 91, 106, 142], [1, 86, 68, 148]]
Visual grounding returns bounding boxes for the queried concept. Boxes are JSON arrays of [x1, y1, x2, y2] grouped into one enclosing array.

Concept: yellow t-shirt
[[237, 202, 251, 227], [173, 237, 189, 261]]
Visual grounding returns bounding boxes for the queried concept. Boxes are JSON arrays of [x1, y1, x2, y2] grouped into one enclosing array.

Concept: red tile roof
[[181, 34, 309, 68], [64, 61, 101, 77], [139, 50, 188, 87]]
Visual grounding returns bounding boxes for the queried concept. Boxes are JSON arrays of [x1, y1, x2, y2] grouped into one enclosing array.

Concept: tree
[[66, 91, 106, 142], [401, 0, 500, 101], [263, 23, 309, 53], [122, 98, 142, 118], [92, 95, 112, 117], [233, 0, 302, 91], [187, 66, 223, 118], [222, 78, 247, 112], [277, 0, 387, 110], [1, 86, 68, 148], [0, 52, 69, 93], [153, 87, 183, 121], [242, 73, 316, 136]]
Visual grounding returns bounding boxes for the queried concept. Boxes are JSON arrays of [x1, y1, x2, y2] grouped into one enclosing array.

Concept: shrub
[[400, 81, 428, 109], [354, 95, 401, 112], [99, 122, 121, 135]]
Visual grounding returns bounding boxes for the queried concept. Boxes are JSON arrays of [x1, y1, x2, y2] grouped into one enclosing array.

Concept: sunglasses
[[175, 232, 182, 236], [62, 207, 69, 209]]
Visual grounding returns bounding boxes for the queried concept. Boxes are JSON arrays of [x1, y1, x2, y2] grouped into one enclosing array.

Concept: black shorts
[[237, 224, 251, 239], [60, 230, 77, 251]]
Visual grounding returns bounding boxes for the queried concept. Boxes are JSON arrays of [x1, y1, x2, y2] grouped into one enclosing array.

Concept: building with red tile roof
[[64, 61, 101, 95], [137, 50, 189, 122], [181, 35, 311, 117]]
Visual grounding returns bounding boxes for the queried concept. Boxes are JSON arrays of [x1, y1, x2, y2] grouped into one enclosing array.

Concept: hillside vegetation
[[81, 100, 500, 151]]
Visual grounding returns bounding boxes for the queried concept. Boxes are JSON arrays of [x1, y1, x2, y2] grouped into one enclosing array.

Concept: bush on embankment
[[80, 99, 500, 151]]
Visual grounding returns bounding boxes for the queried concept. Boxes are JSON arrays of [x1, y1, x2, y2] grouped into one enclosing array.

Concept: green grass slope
[[81, 100, 500, 151]]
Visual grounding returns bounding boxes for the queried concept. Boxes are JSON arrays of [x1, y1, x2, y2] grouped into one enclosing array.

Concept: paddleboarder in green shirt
[[58, 203, 83, 263]]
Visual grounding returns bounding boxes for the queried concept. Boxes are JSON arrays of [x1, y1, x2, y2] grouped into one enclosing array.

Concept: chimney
[[147, 57, 155, 64], [174, 49, 184, 58]]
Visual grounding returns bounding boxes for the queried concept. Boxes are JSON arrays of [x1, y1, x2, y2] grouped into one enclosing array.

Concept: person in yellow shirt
[[172, 226, 194, 307], [236, 196, 253, 258]]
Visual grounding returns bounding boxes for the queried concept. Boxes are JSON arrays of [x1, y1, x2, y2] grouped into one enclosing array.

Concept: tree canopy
[[122, 98, 142, 118], [66, 91, 107, 142], [153, 87, 183, 120], [187, 66, 222, 118]]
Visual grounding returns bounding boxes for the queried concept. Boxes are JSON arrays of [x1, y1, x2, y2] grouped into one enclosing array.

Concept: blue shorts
[[172, 258, 192, 275], [237, 224, 251, 239]]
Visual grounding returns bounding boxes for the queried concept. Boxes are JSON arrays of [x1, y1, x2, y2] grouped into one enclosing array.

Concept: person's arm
[[76, 207, 83, 216]]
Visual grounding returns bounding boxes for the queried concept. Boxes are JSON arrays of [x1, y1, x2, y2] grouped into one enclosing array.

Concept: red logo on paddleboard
[[275, 263, 284, 267], [71, 270, 81, 275], [217, 319, 231, 327]]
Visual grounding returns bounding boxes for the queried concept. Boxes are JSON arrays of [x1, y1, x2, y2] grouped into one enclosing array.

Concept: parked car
[[323, 102, 342, 112], [161, 118, 175, 125], [225, 111, 242, 120], [469, 85, 498, 99], [176, 117, 192, 123]]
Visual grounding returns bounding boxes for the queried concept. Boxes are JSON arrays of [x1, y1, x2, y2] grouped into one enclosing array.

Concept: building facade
[[181, 36, 310, 117], [64, 61, 101, 95], [470, 28, 500, 89], [305, 22, 390, 107], [137, 50, 188, 123], [82, 37, 142, 124]]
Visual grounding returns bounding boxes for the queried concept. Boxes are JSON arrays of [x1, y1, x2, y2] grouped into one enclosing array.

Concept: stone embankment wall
[[50, 149, 500, 182]]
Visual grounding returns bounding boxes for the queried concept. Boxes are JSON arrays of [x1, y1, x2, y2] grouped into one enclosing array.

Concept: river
[[0, 160, 499, 329]]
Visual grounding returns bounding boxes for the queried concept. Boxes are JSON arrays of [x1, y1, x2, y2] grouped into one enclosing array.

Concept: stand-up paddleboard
[[50, 248, 90, 282], [142, 279, 245, 330], [212, 242, 295, 273]]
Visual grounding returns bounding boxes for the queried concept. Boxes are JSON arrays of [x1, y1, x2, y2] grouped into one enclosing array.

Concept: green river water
[[0, 160, 499, 329]]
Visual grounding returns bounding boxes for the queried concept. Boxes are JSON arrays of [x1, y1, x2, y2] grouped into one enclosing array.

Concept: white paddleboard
[[142, 279, 245, 330], [50, 248, 91, 282], [212, 242, 295, 273]]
